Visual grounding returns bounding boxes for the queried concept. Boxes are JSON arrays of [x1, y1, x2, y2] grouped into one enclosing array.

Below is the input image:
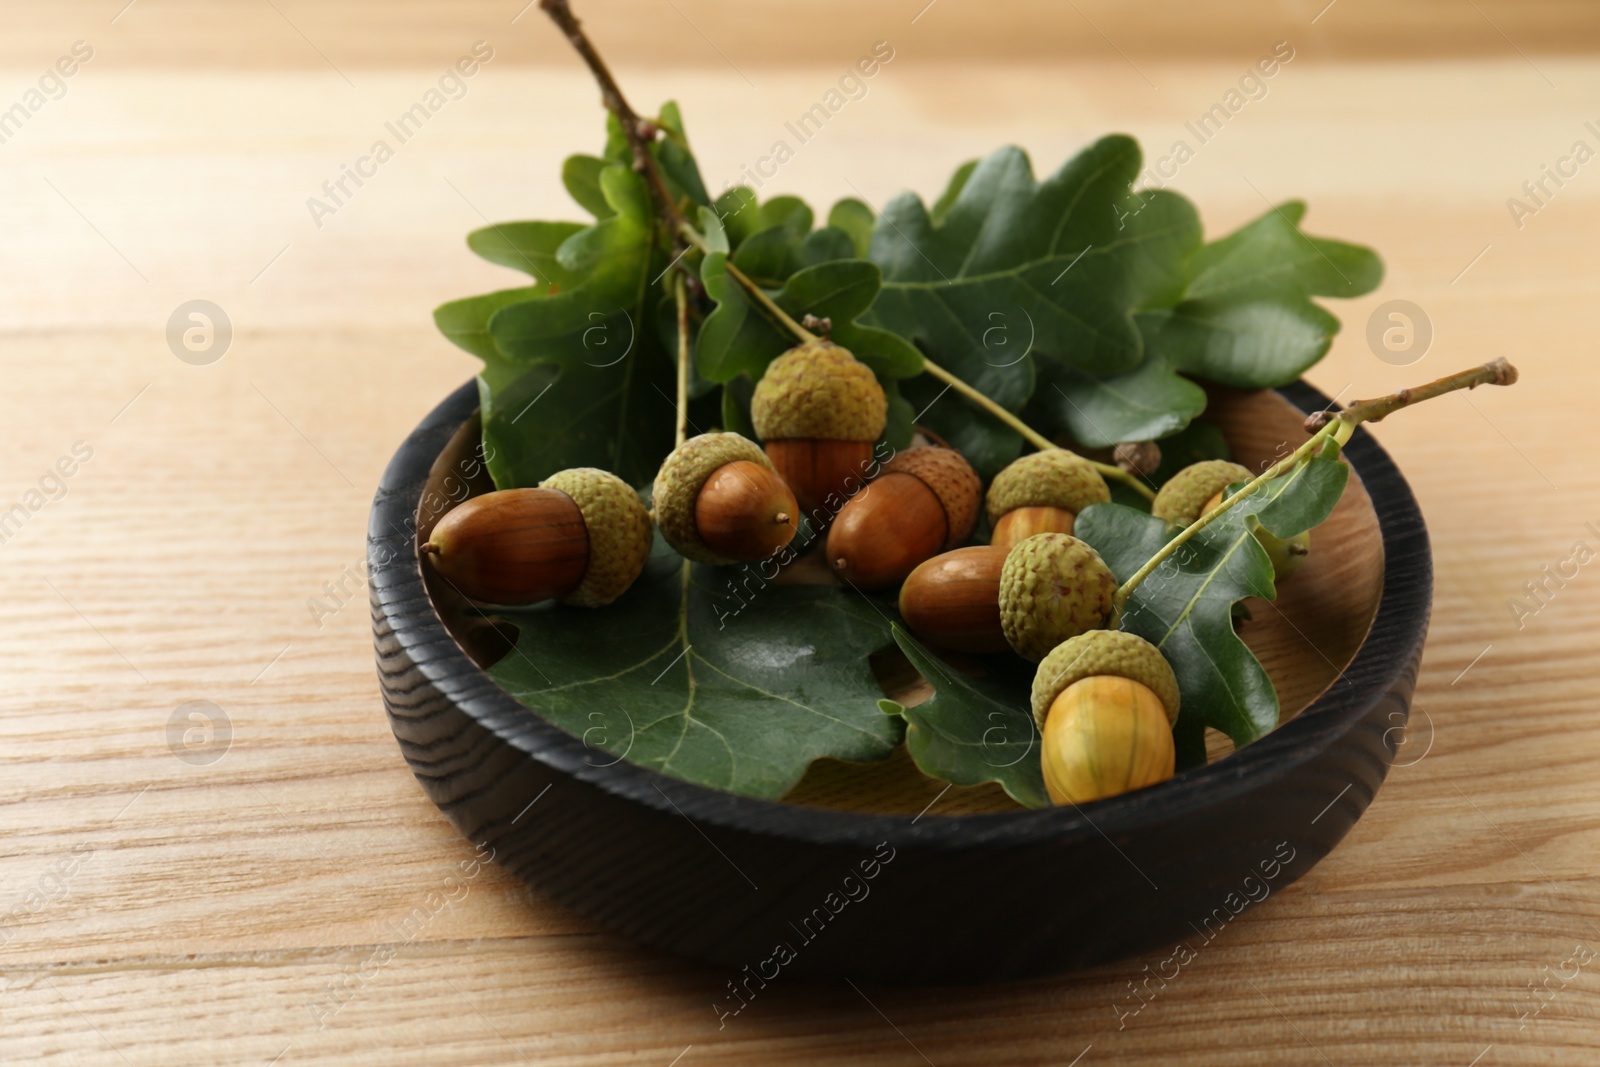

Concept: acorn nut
[[1030, 629, 1181, 732], [897, 545, 1009, 654], [985, 450, 1111, 551], [653, 432, 799, 565], [1032, 631, 1180, 805], [998, 532, 1117, 661], [827, 446, 981, 590], [751, 340, 888, 525], [421, 468, 652, 607], [1041, 676, 1176, 805]]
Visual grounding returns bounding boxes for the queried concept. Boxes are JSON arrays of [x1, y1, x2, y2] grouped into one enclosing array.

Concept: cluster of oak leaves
[[430, 106, 1381, 807]]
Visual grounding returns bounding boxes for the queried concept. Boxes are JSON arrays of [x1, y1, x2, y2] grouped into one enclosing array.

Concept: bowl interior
[[417, 387, 1385, 817]]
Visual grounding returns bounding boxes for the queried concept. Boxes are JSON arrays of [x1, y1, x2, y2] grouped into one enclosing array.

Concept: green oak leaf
[[862, 138, 1199, 460], [929, 159, 977, 224], [753, 195, 813, 237], [595, 102, 710, 208], [883, 626, 1048, 809], [713, 186, 760, 245], [561, 155, 613, 219], [879, 379, 916, 452], [435, 163, 676, 489], [653, 101, 711, 208], [466, 221, 586, 281], [434, 222, 583, 361], [1030, 346, 1206, 448], [487, 540, 905, 800], [1074, 442, 1349, 768], [714, 187, 812, 248], [696, 255, 924, 384], [730, 226, 800, 285], [727, 223, 862, 289], [865, 137, 1201, 405], [720, 376, 757, 438], [1147, 418, 1232, 486], [798, 227, 858, 268], [1144, 202, 1383, 389], [899, 373, 1023, 481], [828, 198, 875, 257], [435, 286, 538, 362]]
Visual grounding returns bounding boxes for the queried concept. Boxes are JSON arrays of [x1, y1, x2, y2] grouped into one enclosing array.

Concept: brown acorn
[[827, 446, 980, 590], [421, 469, 652, 607], [985, 450, 1111, 552], [751, 340, 888, 525], [654, 433, 799, 565], [897, 545, 1009, 653]]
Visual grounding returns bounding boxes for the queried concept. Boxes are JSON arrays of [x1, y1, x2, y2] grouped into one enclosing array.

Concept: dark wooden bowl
[[368, 379, 1429, 985]]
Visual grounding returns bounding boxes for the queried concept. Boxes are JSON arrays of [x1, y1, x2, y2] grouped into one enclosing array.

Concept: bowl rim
[[371, 379, 1431, 851]]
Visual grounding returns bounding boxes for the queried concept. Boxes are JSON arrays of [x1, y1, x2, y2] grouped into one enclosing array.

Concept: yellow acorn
[[1031, 631, 1180, 805]]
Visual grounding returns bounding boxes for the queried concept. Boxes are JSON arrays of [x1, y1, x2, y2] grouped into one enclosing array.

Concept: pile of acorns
[[422, 341, 1306, 807]]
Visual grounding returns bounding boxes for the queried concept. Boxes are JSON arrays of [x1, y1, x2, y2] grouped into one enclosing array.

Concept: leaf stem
[[920, 359, 1157, 502], [1111, 424, 1337, 623], [674, 273, 690, 448], [704, 255, 1158, 503], [1113, 358, 1521, 617], [539, 0, 684, 241], [678, 221, 710, 253], [724, 260, 817, 344]]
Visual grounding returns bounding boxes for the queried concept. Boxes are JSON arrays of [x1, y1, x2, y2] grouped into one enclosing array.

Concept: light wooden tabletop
[[3, 2, 1598, 1064]]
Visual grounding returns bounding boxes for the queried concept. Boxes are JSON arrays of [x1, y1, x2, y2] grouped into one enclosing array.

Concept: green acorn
[[998, 532, 1118, 662], [1029, 629, 1181, 732], [751, 340, 888, 522], [1153, 460, 1310, 579], [985, 450, 1111, 550]]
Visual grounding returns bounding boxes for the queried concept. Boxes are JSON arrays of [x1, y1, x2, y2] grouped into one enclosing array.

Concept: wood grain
[[2, 3, 1599, 1063]]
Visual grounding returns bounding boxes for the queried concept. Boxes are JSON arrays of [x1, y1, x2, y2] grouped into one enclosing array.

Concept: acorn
[[1029, 629, 1181, 732], [751, 340, 888, 524], [421, 469, 652, 607], [1151, 460, 1253, 527], [1153, 460, 1310, 579], [998, 532, 1117, 662], [1032, 631, 1181, 805], [653, 432, 799, 565], [1041, 676, 1176, 805], [827, 446, 980, 590], [896, 545, 1009, 654], [985, 450, 1111, 551]]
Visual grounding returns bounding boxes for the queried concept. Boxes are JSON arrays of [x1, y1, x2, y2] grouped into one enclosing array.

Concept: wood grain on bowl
[[369, 379, 1430, 983]]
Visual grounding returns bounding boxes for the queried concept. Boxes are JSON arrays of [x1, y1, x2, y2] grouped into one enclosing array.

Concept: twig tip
[[1485, 358, 1519, 386]]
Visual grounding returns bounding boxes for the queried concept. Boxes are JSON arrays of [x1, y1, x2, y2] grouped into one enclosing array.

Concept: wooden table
[[3, 2, 1597, 1063]]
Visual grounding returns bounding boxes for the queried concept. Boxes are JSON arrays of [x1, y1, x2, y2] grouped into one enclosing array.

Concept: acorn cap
[[1151, 460, 1254, 527], [985, 450, 1111, 526], [652, 432, 773, 565], [884, 447, 981, 548], [1030, 630, 1180, 732], [999, 533, 1117, 662], [539, 468, 653, 606], [750, 340, 887, 442]]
